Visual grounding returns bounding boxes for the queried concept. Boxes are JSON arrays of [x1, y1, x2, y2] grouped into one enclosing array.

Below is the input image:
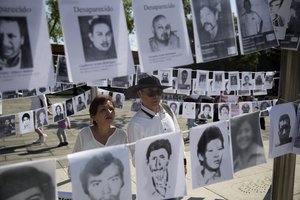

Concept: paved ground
[[0, 96, 299, 200]]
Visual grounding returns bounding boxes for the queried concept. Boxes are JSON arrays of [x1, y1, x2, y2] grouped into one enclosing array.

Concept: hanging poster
[[191, 0, 238, 62], [132, 0, 193, 72], [58, 0, 134, 83], [236, 0, 278, 54], [0, 0, 55, 91]]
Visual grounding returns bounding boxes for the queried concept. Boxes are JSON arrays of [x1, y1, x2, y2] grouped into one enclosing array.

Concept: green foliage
[[46, 0, 62, 43]]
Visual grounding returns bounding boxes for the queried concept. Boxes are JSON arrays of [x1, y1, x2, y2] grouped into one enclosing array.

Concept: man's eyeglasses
[[142, 88, 163, 97]]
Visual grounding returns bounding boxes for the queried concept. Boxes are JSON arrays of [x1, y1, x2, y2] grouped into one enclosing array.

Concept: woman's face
[[92, 100, 115, 126], [236, 120, 253, 150], [204, 139, 223, 170]]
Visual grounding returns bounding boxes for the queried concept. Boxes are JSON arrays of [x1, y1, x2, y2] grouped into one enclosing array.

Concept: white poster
[[230, 112, 266, 172], [236, 0, 278, 54], [0, 158, 57, 200], [132, 0, 193, 72], [52, 102, 65, 123], [268, 0, 293, 40], [135, 132, 186, 200], [182, 102, 196, 119], [190, 121, 233, 188], [58, 0, 134, 83], [278, 0, 300, 50], [56, 55, 70, 83], [269, 102, 296, 158], [228, 71, 240, 91], [0, 114, 16, 138], [35, 107, 49, 128], [196, 70, 209, 92], [177, 68, 192, 94], [19, 110, 35, 134], [158, 68, 173, 87], [191, 0, 238, 62], [213, 71, 225, 91], [112, 92, 124, 109], [68, 145, 132, 200], [0, 0, 55, 91]]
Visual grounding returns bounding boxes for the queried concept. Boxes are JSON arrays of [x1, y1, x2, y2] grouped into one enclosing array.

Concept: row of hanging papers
[[0, 0, 298, 92], [0, 101, 299, 199]]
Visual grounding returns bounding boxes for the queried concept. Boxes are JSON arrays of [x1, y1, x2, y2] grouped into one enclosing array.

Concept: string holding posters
[[132, 0, 193, 73], [236, 0, 279, 54], [58, 0, 134, 83], [0, 0, 55, 91], [68, 145, 132, 200], [191, 0, 238, 62]]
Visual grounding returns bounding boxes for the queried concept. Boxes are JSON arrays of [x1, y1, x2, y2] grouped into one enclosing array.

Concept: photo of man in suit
[[0, 17, 33, 71]]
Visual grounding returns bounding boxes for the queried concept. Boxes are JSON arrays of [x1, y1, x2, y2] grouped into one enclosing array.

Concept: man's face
[[89, 23, 112, 51], [138, 87, 162, 111], [203, 139, 223, 171], [203, 106, 210, 115], [244, 76, 249, 83], [153, 17, 171, 43], [244, 0, 252, 12], [148, 148, 169, 174], [199, 7, 217, 32], [67, 102, 73, 111], [242, 104, 250, 113], [270, 0, 282, 13], [87, 163, 122, 200], [0, 20, 24, 59], [162, 73, 168, 80], [279, 118, 291, 139], [6, 187, 45, 200], [181, 71, 188, 83]]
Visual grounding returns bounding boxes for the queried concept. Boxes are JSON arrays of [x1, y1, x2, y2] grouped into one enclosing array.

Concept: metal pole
[[271, 48, 300, 200]]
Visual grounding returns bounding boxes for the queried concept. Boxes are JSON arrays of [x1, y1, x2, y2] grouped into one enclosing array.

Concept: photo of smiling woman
[[230, 111, 266, 172]]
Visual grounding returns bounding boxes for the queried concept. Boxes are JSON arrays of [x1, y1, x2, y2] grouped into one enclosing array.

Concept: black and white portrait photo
[[269, 102, 297, 157], [239, 102, 253, 114], [0, 115, 16, 138], [56, 55, 70, 83], [158, 69, 173, 87], [191, 0, 237, 62], [190, 121, 233, 188], [218, 103, 230, 121], [196, 70, 208, 91], [35, 107, 49, 128], [182, 102, 196, 119], [236, 0, 278, 54], [0, 159, 57, 200], [264, 71, 274, 89], [213, 71, 224, 91], [259, 100, 272, 117], [19, 111, 35, 134], [135, 132, 186, 199], [52, 103, 65, 123], [198, 103, 213, 119], [149, 14, 180, 52], [0, 17, 33, 71], [254, 71, 264, 89], [228, 71, 240, 91], [113, 92, 124, 109], [168, 101, 180, 116], [241, 72, 253, 90], [177, 68, 192, 90], [79, 15, 117, 62], [76, 94, 87, 113], [230, 112, 266, 172], [68, 145, 132, 200], [65, 98, 76, 117]]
